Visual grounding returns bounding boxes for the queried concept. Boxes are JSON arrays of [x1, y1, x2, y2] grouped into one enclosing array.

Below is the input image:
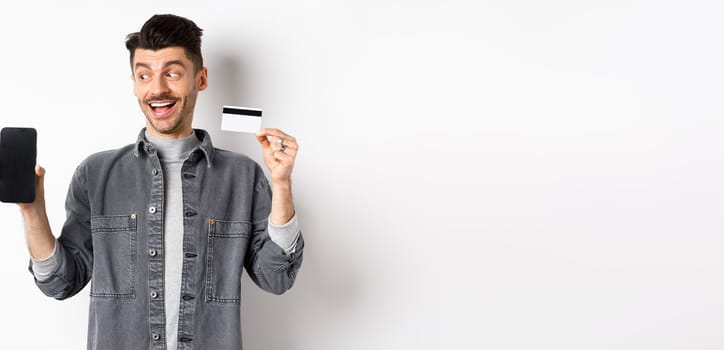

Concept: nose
[[149, 75, 170, 96]]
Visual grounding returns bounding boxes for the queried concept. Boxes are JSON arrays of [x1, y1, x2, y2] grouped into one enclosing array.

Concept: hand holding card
[[255, 128, 298, 184]]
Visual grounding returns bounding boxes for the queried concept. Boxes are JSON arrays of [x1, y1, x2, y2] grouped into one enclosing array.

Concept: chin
[[145, 117, 179, 135]]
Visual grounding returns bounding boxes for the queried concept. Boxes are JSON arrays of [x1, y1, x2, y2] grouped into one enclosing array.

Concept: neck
[[145, 124, 194, 140]]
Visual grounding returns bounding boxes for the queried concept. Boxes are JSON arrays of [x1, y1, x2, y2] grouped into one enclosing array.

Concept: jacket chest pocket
[[90, 214, 137, 298], [205, 219, 250, 304]]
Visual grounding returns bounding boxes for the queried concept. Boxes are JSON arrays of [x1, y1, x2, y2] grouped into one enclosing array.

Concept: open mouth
[[148, 100, 177, 116]]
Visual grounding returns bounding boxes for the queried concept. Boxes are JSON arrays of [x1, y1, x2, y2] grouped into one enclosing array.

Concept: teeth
[[150, 101, 174, 108]]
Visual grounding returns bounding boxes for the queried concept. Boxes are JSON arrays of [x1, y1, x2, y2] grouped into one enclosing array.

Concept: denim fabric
[[30, 128, 304, 350]]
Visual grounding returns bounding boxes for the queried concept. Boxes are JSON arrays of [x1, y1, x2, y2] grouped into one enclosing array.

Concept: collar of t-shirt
[[144, 130, 202, 163]]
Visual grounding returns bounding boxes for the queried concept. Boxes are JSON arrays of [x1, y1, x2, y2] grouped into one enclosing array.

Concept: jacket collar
[[133, 128, 215, 167]]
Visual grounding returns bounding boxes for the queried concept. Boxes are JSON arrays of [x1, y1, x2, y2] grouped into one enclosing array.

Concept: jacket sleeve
[[29, 164, 93, 300], [243, 167, 304, 295]]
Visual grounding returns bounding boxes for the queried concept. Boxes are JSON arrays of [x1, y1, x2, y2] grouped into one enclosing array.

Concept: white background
[[1, 1, 723, 349]]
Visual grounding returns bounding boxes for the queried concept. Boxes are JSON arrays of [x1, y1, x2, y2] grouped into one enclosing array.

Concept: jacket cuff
[[30, 239, 62, 281], [267, 213, 300, 255]]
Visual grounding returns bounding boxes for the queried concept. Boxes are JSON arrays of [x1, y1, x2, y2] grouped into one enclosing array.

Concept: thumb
[[35, 165, 45, 192], [256, 134, 271, 149]]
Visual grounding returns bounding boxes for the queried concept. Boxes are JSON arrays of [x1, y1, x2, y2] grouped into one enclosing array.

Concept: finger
[[270, 141, 299, 154], [256, 133, 271, 147], [36, 165, 46, 188], [258, 128, 297, 143], [273, 145, 298, 157], [268, 134, 297, 147], [280, 138, 300, 150], [273, 150, 296, 167]]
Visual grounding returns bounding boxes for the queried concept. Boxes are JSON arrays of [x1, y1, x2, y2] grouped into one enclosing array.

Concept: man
[[19, 14, 304, 350]]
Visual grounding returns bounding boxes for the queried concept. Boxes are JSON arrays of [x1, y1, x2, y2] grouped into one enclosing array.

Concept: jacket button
[[149, 206, 156, 214], [150, 291, 158, 298], [152, 333, 160, 341], [130, 213, 136, 219], [149, 249, 157, 257], [152, 168, 158, 175]]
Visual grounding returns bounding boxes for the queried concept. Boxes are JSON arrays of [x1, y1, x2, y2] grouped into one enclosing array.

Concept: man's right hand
[[18, 165, 46, 212], [18, 165, 55, 260]]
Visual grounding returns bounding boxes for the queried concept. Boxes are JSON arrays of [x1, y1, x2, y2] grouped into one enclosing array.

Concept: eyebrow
[[134, 60, 187, 71]]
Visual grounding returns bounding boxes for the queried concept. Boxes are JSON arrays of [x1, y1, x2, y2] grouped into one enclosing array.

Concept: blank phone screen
[[0, 127, 37, 203]]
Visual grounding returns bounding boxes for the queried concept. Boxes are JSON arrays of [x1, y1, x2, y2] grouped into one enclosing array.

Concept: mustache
[[144, 94, 179, 104]]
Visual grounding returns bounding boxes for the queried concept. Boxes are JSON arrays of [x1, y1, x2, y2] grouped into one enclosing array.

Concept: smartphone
[[0, 127, 37, 203]]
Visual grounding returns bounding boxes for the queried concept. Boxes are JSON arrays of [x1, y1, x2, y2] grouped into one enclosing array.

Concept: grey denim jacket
[[30, 129, 304, 350]]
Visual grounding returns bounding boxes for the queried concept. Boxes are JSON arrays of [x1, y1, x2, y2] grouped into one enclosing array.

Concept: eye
[[167, 72, 179, 79], [138, 73, 150, 80]]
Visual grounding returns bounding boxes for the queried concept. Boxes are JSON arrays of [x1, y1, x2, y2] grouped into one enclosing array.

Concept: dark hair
[[125, 14, 204, 72]]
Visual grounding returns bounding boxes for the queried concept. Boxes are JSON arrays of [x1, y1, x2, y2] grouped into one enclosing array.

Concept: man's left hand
[[256, 128, 298, 184]]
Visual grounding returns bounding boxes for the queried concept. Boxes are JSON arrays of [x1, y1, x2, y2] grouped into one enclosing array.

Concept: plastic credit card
[[221, 106, 262, 133]]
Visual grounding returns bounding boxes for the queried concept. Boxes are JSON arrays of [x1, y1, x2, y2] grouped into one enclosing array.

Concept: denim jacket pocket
[[90, 214, 137, 298], [205, 219, 250, 304]]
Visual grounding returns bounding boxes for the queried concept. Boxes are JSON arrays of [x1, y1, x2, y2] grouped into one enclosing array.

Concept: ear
[[130, 72, 138, 97], [196, 67, 208, 91]]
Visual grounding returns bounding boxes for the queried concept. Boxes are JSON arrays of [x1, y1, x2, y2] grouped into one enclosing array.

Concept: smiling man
[[19, 14, 304, 350]]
